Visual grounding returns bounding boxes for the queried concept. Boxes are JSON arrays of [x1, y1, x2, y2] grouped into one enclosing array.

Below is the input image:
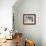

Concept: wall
[[41, 0, 46, 46], [0, 0, 16, 30], [13, 0, 41, 46]]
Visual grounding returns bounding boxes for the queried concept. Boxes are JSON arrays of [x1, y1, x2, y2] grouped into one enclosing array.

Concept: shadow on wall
[[12, 0, 41, 46]]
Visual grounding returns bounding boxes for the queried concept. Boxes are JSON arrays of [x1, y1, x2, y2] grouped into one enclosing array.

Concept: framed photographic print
[[23, 14, 36, 25]]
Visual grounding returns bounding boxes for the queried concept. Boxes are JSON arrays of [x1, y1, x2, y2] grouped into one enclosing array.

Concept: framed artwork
[[23, 14, 36, 25]]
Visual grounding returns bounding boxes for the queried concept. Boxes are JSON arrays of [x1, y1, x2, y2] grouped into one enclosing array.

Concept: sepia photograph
[[0, 0, 46, 46], [23, 14, 36, 25]]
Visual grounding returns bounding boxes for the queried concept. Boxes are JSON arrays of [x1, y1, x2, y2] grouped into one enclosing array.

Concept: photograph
[[23, 14, 36, 25], [0, 0, 45, 46]]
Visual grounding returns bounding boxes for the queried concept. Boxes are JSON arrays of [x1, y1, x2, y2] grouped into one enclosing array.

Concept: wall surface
[[13, 0, 41, 46], [41, 0, 46, 46], [0, 0, 16, 29]]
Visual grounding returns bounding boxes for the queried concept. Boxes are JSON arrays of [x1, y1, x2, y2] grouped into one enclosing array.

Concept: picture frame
[[23, 14, 36, 25]]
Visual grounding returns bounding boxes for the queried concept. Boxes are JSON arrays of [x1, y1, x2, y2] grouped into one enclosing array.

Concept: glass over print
[[23, 14, 36, 25]]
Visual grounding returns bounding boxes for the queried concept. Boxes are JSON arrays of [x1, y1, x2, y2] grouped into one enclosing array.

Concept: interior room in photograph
[[23, 14, 36, 25]]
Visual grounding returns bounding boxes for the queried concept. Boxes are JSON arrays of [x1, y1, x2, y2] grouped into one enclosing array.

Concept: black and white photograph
[[23, 14, 36, 25]]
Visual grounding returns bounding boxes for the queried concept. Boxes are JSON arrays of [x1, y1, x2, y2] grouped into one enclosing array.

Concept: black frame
[[23, 14, 36, 25]]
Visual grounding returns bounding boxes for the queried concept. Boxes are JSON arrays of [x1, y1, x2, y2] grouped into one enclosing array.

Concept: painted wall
[[41, 0, 46, 46], [0, 0, 16, 30], [13, 0, 41, 46]]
